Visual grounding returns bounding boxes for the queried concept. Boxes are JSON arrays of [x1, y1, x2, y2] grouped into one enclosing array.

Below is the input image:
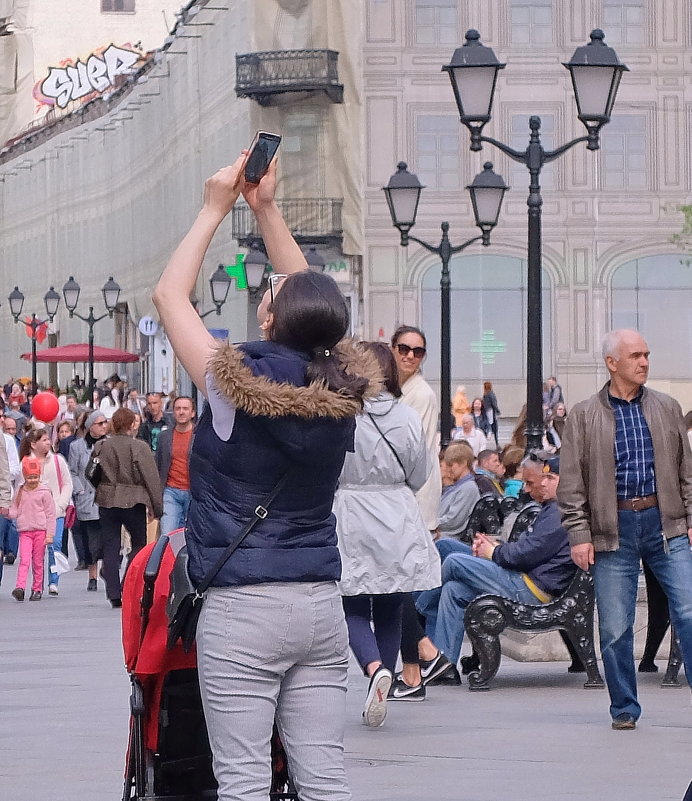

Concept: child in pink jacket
[[10, 456, 56, 602]]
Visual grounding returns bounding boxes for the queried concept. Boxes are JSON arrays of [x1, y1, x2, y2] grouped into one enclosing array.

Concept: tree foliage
[[671, 204, 692, 266]]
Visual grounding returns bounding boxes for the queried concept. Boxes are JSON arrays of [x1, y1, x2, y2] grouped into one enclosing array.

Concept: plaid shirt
[[609, 389, 656, 499]]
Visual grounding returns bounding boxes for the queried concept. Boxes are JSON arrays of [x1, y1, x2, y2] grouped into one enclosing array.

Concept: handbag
[[367, 412, 412, 489], [54, 453, 77, 528], [167, 470, 290, 653], [85, 443, 103, 489]]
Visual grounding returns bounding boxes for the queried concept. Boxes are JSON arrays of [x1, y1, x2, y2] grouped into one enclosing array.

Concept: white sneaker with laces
[[362, 666, 392, 727], [48, 584, 59, 596]]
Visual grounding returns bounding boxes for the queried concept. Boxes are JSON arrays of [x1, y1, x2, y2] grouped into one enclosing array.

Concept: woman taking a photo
[[153, 156, 378, 801]]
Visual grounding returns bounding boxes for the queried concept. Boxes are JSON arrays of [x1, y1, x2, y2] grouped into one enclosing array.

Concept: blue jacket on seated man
[[416, 453, 576, 666]]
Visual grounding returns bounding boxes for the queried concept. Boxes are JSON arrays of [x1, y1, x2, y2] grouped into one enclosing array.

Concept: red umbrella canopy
[[21, 343, 139, 363]]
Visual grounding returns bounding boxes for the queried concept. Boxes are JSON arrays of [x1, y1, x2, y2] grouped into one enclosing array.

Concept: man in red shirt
[[155, 396, 195, 536]]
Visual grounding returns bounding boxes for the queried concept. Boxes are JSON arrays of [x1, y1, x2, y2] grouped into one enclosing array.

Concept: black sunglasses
[[395, 342, 426, 359]]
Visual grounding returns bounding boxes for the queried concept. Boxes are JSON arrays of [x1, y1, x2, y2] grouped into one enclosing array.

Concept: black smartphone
[[243, 131, 282, 184]]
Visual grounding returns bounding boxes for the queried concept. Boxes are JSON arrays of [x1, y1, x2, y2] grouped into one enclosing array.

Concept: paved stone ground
[[1, 561, 690, 801]]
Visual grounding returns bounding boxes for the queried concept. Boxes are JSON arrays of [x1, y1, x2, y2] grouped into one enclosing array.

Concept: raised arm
[[241, 159, 308, 276], [153, 157, 245, 395]]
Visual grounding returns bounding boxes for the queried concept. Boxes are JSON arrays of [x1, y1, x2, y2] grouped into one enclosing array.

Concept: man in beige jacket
[[558, 329, 692, 730]]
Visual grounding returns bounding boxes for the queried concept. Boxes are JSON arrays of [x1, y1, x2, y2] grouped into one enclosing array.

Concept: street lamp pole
[[8, 286, 61, 391], [444, 29, 628, 451], [384, 162, 508, 445], [62, 276, 121, 396]]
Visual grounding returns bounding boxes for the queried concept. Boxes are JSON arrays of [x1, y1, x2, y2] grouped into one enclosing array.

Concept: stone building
[[0, 0, 690, 412]]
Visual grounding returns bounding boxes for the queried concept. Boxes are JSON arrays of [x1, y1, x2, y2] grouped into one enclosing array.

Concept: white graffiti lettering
[[40, 45, 139, 109]]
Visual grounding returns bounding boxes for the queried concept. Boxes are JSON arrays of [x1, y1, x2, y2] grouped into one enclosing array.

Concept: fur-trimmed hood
[[208, 339, 383, 420]]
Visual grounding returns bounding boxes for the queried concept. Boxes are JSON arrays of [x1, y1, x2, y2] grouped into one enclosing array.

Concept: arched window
[[611, 254, 692, 379], [420, 253, 552, 383]]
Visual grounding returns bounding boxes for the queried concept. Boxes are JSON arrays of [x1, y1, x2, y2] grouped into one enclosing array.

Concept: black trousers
[[98, 504, 147, 601]]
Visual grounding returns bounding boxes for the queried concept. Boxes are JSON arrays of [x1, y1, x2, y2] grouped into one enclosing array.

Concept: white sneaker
[[48, 584, 59, 596], [362, 666, 392, 728]]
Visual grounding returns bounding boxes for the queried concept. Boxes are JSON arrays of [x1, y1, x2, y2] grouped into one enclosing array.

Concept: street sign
[[138, 316, 158, 336]]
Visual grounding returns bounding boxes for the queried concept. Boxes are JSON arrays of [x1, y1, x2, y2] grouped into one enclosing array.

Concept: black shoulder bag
[[167, 470, 290, 653], [367, 412, 411, 488], [84, 441, 104, 489]]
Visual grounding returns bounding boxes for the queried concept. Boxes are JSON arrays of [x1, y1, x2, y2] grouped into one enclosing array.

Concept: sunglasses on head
[[395, 342, 427, 359], [269, 273, 288, 304]]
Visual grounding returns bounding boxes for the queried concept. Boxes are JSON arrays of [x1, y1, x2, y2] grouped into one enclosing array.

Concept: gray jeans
[[197, 581, 352, 801]]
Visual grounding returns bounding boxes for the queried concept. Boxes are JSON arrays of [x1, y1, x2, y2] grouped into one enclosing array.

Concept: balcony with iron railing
[[235, 50, 344, 105], [232, 198, 343, 248]]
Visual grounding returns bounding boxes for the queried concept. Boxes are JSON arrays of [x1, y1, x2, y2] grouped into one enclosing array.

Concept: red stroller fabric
[[122, 540, 196, 750]]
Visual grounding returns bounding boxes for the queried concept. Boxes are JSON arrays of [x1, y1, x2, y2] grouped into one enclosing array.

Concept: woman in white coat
[[335, 342, 440, 728]]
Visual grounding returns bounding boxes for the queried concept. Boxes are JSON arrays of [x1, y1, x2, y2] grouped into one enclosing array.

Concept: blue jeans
[[160, 487, 191, 536], [592, 507, 692, 721], [415, 539, 472, 640], [417, 548, 537, 665], [1, 516, 19, 556], [46, 517, 65, 587]]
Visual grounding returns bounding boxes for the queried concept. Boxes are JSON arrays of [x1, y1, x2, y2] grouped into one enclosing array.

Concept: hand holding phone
[[235, 131, 282, 188]]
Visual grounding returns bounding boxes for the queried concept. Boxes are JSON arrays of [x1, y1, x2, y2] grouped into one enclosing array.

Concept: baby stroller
[[121, 532, 299, 801]]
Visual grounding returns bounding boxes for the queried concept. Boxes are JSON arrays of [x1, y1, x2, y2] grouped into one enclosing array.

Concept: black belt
[[617, 495, 658, 512]]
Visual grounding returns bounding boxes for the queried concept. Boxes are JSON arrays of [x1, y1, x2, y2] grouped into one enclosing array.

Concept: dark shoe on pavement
[[460, 653, 481, 675], [87, 578, 97, 591], [110, 598, 123, 609], [362, 665, 392, 727], [567, 661, 587, 673], [611, 714, 637, 730], [4, 553, 16, 565], [427, 665, 462, 686], [388, 676, 426, 701], [29, 591, 42, 601], [75, 561, 88, 571], [11, 587, 25, 602], [420, 651, 453, 685], [638, 660, 658, 673]]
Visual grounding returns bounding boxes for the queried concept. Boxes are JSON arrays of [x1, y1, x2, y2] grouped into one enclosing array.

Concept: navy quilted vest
[[185, 341, 355, 587]]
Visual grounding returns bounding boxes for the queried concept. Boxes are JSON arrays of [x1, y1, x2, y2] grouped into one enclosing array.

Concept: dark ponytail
[[269, 271, 368, 402]]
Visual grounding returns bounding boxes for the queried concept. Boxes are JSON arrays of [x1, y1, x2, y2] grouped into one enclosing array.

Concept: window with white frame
[[510, 0, 553, 45], [101, 0, 135, 12], [611, 255, 692, 379], [414, 115, 460, 190], [601, 115, 647, 190], [421, 253, 553, 381], [414, 0, 458, 46], [602, 0, 646, 45], [510, 114, 555, 190], [280, 110, 324, 193]]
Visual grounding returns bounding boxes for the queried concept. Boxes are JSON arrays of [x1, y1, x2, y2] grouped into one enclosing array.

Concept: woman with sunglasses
[[153, 156, 380, 801], [389, 326, 449, 694]]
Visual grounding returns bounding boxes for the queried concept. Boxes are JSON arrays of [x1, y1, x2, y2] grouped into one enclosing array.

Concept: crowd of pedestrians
[[0, 380, 186, 607], [2, 151, 692, 801]]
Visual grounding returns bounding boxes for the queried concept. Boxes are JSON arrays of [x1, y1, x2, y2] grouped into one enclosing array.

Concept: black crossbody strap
[[195, 470, 291, 595], [367, 412, 409, 487]]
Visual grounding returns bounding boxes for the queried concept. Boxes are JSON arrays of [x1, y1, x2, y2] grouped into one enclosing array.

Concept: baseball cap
[[528, 450, 560, 475], [22, 455, 42, 479]]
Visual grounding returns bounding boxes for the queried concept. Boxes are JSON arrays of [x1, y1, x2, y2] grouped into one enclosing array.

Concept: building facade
[[0, 0, 690, 414]]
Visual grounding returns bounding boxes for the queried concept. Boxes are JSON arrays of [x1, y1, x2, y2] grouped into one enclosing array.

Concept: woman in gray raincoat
[[69, 410, 109, 594], [334, 342, 441, 728]]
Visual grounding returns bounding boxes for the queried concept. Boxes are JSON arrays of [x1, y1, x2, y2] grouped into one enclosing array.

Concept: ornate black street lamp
[[444, 29, 627, 450], [8, 285, 61, 390], [197, 265, 233, 319], [61, 275, 121, 393], [384, 161, 508, 444]]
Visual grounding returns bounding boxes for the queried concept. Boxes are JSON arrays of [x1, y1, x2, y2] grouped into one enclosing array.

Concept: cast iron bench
[[464, 568, 605, 691]]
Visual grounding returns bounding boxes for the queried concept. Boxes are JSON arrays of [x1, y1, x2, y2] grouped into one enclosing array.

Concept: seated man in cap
[[417, 452, 576, 669]]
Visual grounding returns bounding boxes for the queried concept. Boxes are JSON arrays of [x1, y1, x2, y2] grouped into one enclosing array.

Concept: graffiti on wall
[[33, 44, 143, 110]]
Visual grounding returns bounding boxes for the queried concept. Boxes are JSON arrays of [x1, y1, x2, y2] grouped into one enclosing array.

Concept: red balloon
[[31, 392, 60, 423]]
